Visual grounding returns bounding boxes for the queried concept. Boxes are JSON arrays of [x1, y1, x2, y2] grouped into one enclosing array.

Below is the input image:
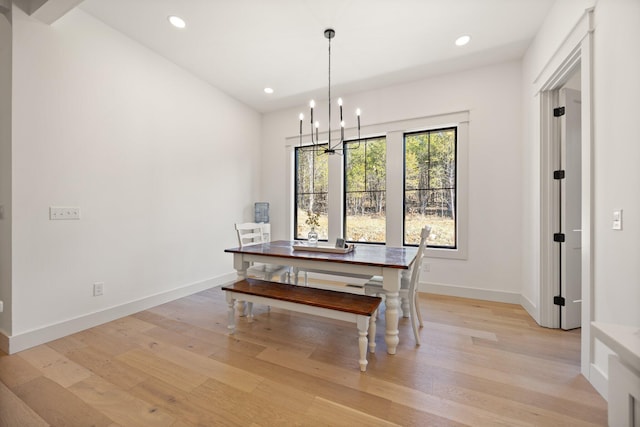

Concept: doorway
[[540, 64, 585, 332], [556, 81, 582, 330], [541, 68, 586, 330]]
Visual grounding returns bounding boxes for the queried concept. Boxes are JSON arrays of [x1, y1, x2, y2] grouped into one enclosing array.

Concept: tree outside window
[[404, 128, 456, 247], [295, 145, 328, 240], [344, 137, 386, 243]]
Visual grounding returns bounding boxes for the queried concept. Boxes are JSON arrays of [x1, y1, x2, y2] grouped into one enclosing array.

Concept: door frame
[[559, 87, 583, 331], [537, 8, 594, 378]]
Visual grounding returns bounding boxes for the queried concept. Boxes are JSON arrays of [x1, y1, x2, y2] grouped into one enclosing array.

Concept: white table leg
[[237, 301, 248, 316], [383, 268, 401, 354], [233, 254, 249, 316], [357, 315, 370, 372], [225, 292, 236, 334], [400, 297, 409, 318], [247, 302, 254, 322], [368, 310, 377, 353], [400, 269, 411, 317]]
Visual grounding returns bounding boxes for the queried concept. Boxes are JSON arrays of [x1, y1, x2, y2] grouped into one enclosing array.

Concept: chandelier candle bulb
[[315, 121, 319, 141]]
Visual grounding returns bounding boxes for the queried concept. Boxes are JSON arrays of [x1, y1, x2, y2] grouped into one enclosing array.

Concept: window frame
[[342, 136, 387, 245], [402, 127, 458, 249], [293, 143, 329, 242]]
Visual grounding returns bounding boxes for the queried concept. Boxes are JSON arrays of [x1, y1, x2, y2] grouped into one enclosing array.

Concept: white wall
[[8, 7, 262, 346], [0, 9, 11, 339], [521, 0, 640, 393], [262, 61, 523, 301], [591, 0, 640, 374]]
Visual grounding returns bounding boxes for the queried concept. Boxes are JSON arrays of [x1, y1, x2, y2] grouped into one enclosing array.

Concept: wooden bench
[[221, 278, 382, 372]]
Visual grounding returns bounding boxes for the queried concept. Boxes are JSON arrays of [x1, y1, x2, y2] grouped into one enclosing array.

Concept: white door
[[559, 88, 582, 330]]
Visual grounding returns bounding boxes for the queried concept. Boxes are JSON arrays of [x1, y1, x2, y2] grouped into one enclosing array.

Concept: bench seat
[[221, 278, 382, 371]]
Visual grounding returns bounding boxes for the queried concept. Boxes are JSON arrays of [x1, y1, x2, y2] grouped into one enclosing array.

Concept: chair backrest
[[408, 225, 431, 295], [235, 223, 266, 248]]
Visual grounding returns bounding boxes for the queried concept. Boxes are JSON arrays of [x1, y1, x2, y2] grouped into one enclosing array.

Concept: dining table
[[224, 240, 419, 355]]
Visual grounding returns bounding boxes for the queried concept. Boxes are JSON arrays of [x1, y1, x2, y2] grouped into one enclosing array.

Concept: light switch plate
[[612, 209, 622, 230], [50, 206, 81, 220]]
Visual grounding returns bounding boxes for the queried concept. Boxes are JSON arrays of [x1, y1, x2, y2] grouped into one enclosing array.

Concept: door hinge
[[553, 106, 566, 117], [553, 170, 565, 180], [553, 233, 565, 242], [554, 296, 566, 306]]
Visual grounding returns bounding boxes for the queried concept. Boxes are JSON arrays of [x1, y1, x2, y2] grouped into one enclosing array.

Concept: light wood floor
[[0, 283, 607, 426]]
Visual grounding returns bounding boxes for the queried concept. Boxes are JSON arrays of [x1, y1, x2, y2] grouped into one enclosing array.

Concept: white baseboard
[[3, 272, 237, 355], [519, 294, 539, 324], [589, 362, 609, 400], [420, 281, 521, 305], [306, 275, 522, 306], [0, 328, 8, 355]]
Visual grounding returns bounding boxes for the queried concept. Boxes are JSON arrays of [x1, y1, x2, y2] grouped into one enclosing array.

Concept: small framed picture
[[335, 238, 346, 248]]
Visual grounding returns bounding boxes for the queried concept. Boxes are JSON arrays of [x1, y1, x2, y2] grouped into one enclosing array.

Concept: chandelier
[[298, 28, 361, 155]]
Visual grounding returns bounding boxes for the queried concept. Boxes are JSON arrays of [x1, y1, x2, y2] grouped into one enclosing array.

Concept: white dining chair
[[364, 225, 430, 345], [234, 222, 290, 282]]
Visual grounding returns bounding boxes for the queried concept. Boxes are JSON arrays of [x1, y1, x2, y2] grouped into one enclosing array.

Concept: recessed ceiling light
[[264, 87, 274, 94], [455, 35, 471, 46], [168, 15, 186, 29]]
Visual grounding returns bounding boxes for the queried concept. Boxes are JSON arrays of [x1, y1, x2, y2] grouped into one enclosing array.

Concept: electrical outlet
[[0, 300, 3, 312], [93, 282, 104, 296], [423, 263, 431, 272], [50, 206, 81, 220]]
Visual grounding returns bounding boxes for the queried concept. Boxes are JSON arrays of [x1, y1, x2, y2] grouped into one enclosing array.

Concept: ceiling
[[76, 0, 556, 113]]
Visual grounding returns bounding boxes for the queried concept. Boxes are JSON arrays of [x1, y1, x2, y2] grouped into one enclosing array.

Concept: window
[[294, 145, 328, 240], [343, 137, 386, 243], [404, 127, 457, 248], [287, 111, 467, 258]]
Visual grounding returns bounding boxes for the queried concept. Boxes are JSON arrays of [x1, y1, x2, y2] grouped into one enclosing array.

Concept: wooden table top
[[225, 240, 418, 270]]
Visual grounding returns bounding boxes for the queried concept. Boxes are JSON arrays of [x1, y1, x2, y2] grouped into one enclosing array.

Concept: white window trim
[[286, 110, 469, 260]]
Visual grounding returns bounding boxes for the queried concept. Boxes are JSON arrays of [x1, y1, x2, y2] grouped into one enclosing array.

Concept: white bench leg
[[225, 293, 236, 334], [357, 316, 370, 372], [368, 310, 377, 354]]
